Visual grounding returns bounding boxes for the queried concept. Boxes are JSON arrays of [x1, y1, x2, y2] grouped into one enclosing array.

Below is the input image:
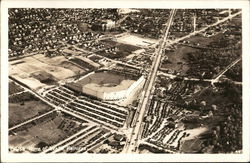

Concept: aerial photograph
[[8, 8, 242, 154]]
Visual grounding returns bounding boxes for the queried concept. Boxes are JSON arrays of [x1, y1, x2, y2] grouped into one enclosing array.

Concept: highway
[[124, 10, 242, 153], [124, 9, 177, 153]]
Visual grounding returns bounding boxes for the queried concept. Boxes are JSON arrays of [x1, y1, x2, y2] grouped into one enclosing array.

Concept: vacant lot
[[59, 61, 86, 74], [30, 71, 58, 85], [161, 34, 223, 76], [9, 80, 25, 96], [161, 45, 196, 75], [185, 33, 223, 47], [9, 112, 85, 152], [9, 54, 86, 90], [69, 57, 96, 71], [9, 92, 54, 127], [115, 34, 157, 47], [96, 40, 141, 59]]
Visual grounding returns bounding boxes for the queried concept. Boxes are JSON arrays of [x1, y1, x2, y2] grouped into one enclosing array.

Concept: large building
[[68, 70, 145, 101], [91, 20, 116, 31]]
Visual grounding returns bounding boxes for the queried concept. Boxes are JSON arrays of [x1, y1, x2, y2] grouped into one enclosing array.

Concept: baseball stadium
[[68, 70, 145, 101]]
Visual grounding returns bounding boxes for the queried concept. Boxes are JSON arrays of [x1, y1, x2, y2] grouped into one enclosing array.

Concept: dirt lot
[[115, 34, 158, 47], [9, 92, 54, 127], [30, 71, 58, 85], [59, 61, 86, 74], [9, 54, 86, 90]]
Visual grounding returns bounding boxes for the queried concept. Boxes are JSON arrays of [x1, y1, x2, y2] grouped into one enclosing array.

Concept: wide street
[[123, 10, 242, 153], [124, 9, 176, 153]]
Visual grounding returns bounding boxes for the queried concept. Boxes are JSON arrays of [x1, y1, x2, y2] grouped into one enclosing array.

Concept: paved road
[[50, 127, 100, 154], [166, 11, 241, 46], [8, 90, 28, 97], [8, 79, 58, 131], [123, 10, 242, 153], [42, 125, 96, 153], [213, 57, 242, 82], [65, 38, 142, 71], [124, 9, 177, 153], [9, 109, 55, 131], [59, 107, 118, 132]]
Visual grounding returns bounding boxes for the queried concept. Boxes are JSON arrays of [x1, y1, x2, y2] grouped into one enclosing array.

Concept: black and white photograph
[[1, 0, 250, 162]]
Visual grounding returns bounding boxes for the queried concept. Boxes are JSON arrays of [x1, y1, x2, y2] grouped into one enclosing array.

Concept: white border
[[1, 0, 250, 162]]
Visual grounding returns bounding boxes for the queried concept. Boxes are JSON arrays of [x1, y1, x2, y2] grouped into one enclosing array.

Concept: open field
[[69, 57, 98, 71], [9, 80, 25, 96], [115, 34, 158, 47], [96, 40, 141, 59], [161, 33, 226, 76], [224, 60, 242, 82], [161, 45, 195, 75], [30, 71, 58, 85], [184, 33, 224, 46], [9, 54, 87, 90], [9, 91, 54, 127], [180, 138, 203, 153], [59, 61, 86, 74], [9, 111, 87, 153]]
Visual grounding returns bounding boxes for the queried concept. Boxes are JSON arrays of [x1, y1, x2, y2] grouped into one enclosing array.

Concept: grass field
[[96, 40, 141, 59], [77, 71, 130, 86], [9, 91, 54, 127], [30, 71, 58, 85], [185, 33, 223, 46], [180, 138, 203, 153], [161, 34, 224, 75], [76, 71, 136, 93], [9, 112, 86, 152], [161, 45, 195, 75], [9, 80, 25, 96]]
